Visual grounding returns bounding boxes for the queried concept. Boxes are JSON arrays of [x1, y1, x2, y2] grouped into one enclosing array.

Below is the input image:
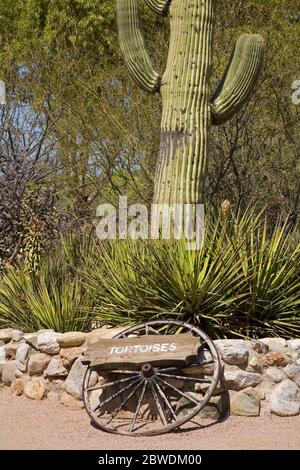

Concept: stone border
[[0, 328, 299, 417]]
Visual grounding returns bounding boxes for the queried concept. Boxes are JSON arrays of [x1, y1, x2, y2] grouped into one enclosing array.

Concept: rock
[[24, 333, 39, 349], [176, 392, 204, 416], [287, 340, 300, 353], [89, 389, 103, 411], [15, 369, 24, 378], [60, 391, 84, 410], [0, 361, 5, 381], [194, 381, 224, 396], [182, 363, 215, 376], [260, 338, 287, 352], [44, 358, 68, 378], [248, 356, 262, 372], [164, 378, 185, 390], [87, 326, 126, 347], [231, 388, 260, 416], [196, 394, 229, 422], [11, 378, 25, 396], [2, 361, 17, 385], [0, 329, 23, 343], [47, 390, 62, 403], [57, 332, 87, 348], [264, 367, 285, 383], [28, 353, 52, 376], [270, 379, 300, 416], [24, 377, 46, 400], [11, 330, 24, 342], [16, 343, 31, 372], [224, 370, 262, 390], [284, 364, 300, 387], [64, 357, 97, 399], [0, 329, 14, 343], [37, 331, 61, 355], [0, 345, 6, 362], [59, 347, 82, 368], [214, 339, 249, 365], [248, 340, 269, 354], [262, 351, 289, 368], [4, 342, 21, 359]]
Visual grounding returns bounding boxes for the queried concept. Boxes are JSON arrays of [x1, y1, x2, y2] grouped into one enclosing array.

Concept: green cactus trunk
[[116, 0, 265, 208], [154, 0, 215, 205]]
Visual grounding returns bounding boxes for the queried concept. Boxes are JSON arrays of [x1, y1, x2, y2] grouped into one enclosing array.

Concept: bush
[[0, 234, 95, 332], [0, 210, 299, 338], [83, 209, 300, 339]]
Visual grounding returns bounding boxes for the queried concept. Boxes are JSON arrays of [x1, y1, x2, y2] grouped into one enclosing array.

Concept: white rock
[[214, 339, 249, 365], [64, 357, 97, 399], [24, 333, 38, 349], [260, 338, 287, 352], [284, 364, 300, 387], [2, 361, 18, 385], [224, 370, 262, 390], [16, 343, 31, 372], [270, 379, 300, 416], [37, 331, 61, 355], [0, 329, 23, 343], [44, 358, 68, 378], [11, 330, 24, 342], [287, 340, 300, 352], [0, 345, 6, 362], [264, 367, 285, 383]]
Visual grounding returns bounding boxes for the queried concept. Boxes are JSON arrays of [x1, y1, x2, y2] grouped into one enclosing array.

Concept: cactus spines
[[211, 34, 265, 125], [144, 0, 171, 16], [116, 0, 161, 93], [116, 0, 265, 204]]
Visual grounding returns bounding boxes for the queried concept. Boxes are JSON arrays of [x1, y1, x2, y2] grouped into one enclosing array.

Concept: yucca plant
[[84, 208, 300, 339], [83, 215, 248, 337], [0, 235, 95, 332], [234, 218, 300, 338]]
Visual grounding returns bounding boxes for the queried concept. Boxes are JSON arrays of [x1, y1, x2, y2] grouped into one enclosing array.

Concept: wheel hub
[[141, 363, 155, 378]]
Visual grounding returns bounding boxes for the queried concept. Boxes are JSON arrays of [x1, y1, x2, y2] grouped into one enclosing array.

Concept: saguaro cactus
[[116, 0, 265, 205]]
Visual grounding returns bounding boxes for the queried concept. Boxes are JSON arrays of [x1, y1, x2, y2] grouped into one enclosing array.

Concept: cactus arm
[[211, 34, 265, 126], [144, 0, 171, 16], [116, 0, 161, 93]]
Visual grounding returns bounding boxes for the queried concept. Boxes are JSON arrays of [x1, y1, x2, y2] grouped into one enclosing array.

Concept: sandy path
[[0, 387, 299, 450]]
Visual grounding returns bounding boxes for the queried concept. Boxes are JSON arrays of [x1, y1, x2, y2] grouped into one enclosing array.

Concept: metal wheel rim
[[83, 320, 221, 436]]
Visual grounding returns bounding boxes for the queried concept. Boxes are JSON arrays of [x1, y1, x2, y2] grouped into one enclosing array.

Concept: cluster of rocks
[[0, 327, 299, 419]]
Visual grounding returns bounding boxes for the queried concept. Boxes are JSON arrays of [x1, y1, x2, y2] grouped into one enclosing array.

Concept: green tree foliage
[[0, 0, 299, 261]]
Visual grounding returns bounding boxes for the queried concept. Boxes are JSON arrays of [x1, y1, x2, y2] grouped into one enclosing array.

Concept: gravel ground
[[0, 387, 299, 450]]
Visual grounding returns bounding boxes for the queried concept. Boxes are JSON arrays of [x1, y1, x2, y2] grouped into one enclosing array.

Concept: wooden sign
[[82, 333, 201, 370]]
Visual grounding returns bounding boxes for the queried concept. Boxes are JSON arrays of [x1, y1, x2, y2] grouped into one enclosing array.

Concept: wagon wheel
[[83, 320, 221, 436]]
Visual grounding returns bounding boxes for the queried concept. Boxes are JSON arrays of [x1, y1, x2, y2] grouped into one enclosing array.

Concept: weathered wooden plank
[[82, 334, 200, 369]]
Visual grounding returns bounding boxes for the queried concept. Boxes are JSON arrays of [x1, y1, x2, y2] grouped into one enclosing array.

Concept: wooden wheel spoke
[[86, 374, 140, 392], [106, 380, 143, 425], [153, 380, 177, 422], [83, 320, 222, 436], [157, 372, 212, 383], [156, 377, 200, 405], [130, 381, 148, 433], [95, 377, 141, 412], [150, 381, 168, 426]]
